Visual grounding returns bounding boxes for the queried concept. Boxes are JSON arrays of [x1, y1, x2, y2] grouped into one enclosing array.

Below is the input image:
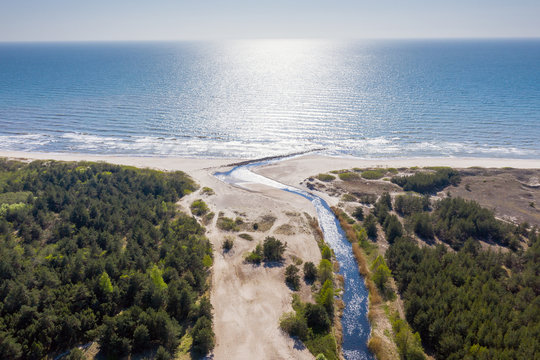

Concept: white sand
[[2, 150, 538, 359]]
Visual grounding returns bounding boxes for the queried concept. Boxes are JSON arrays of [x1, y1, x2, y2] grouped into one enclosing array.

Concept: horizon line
[[1, 36, 540, 44]]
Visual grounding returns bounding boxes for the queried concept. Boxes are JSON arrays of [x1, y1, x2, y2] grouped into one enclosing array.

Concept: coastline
[[1, 150, 539, 174], [2, 150, 539, 359]]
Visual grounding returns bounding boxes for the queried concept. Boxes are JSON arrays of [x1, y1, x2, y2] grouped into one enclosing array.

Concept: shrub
[[317, 173, 336, 182], [285, 265, 301, 290], [338, 172, 360, 181], [222, 237, 234, 252], [216, 216, 238, 231], [352, 206, 364, 221], [280, 312, 308, 341], [371, 256, 391, 290], [341, 193, 356, 202], [318, 259, 333, 284], [201, 186, 215, 195], [303, 261, 317, 282], [262, 236, 286, 262], [321, 245, 332, 260], [361, 169, 385, 180], [245, 244, 263, 264], [190, 199, 209, 216], [317, 279, 334, 316], [238, 233, 253, 241], [391, 167, 460, 194], [304, 303, 331, 333]]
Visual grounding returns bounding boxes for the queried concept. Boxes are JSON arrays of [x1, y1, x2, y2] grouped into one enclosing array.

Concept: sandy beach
[[2, 150, 539, 359]]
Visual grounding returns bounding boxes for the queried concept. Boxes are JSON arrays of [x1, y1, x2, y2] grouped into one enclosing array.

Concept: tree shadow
[[292, 338, 307, 351], [263, 261, 285, 268]]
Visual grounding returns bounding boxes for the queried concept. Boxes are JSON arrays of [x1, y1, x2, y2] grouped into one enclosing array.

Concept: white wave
[[0, 132, 537, 159]]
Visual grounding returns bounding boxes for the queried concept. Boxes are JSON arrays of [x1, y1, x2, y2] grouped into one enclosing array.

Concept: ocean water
[[0, 39, 539, 159]]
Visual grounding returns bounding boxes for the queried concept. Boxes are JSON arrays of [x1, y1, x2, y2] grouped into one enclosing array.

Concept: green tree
[[262, 236, 286, 262], [285, 265, 301, 291]]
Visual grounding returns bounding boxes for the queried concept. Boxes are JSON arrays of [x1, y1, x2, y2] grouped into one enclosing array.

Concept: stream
[[215, 160, 373, 360]]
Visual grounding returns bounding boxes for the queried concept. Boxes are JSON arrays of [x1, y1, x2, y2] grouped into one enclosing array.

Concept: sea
[[1, 39, 539, 159]]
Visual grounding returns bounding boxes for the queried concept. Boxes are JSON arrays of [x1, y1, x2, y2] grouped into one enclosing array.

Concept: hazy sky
[[1, 0, 539, 41]]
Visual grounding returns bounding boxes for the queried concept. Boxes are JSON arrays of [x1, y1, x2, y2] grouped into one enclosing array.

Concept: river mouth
[[215, 160, 373, 360]]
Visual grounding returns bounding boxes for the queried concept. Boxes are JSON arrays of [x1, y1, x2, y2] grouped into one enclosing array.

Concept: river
[[215, 160, 373, 360]]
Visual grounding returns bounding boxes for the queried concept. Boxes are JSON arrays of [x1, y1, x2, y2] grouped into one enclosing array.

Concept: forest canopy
[[0, 159, 214, 359]]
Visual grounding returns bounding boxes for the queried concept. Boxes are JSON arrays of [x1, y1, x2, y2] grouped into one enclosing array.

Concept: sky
[[1, 0, 539, 41]]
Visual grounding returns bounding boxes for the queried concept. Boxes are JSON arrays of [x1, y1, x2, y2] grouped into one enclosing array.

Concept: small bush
[[338, 172, 360, 181], [285, 264, 301, 290], [222, 237, 234, 252], [352, 206, 364, 221], [321, 245, 332, 260], [361, 169, 385, 180], [217, 216, 239, 231], [341, 193, 356, 202], [303, 261, 317, 282], [245, 244, 263, 264], [238, 233, 254, 241], [317, 173, 336, 182], [318, 259, 333, 284], [280, 312, 308, 341], [190, 199, 209, 216], [304, 303, 331, 333], [201, 186, 215, 195]]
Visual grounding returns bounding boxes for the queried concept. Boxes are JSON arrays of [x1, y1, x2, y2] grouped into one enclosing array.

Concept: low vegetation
[[338, 172, 360, 181], [222, 236, 234, 252], [216, 215, 239, 231], [317, 173, 336, 182], [238, 233, 254, 241], [201, 186, 214, 195], [391, 167, 460, 194], [190, 199, 209, 216], [361, 169, 385, 180]]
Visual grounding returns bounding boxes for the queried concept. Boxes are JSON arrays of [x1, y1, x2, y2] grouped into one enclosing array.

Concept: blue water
[[215, 160, 373, 360], [1, 39, 539, 158]]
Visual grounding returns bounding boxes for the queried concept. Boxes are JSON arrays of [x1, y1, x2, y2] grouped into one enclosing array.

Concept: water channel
[[215, 160, 373, 360]]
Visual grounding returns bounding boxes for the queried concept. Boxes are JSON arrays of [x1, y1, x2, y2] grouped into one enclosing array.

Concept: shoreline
[[1, 150, 539, 173]]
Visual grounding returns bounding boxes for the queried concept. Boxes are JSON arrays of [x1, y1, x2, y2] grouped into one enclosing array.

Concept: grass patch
[[317, 173, 336, 182], [216, 216, 239, 231], [238, 233, 254, 241], [201, 212, 215, 225], [190, 199, 209, 216], [341, 193, 357, 202], [201, 186, 215, 195], [361, 169, 385, 180], [338, 172, 360, 181]]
